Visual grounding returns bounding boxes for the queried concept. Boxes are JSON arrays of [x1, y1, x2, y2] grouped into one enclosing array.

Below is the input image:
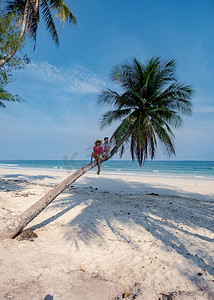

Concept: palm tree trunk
[[0, 136, 128, 240], [0, 2, 29, 67], [0, 160, 98, 240]]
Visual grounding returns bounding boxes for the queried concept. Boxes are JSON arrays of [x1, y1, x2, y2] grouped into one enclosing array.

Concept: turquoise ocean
[[0, 160, 214, 179]]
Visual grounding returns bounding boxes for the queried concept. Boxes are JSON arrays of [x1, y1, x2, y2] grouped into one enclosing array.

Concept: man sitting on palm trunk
[[102, 137, 111, 160]]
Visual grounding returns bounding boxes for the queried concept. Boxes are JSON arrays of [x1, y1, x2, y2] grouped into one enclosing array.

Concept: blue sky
[[1, 0, 214, 160]]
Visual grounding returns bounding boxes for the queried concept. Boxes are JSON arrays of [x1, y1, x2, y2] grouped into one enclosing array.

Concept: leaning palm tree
[[0, 0, 76, 67], [0, 57, 193, 240]]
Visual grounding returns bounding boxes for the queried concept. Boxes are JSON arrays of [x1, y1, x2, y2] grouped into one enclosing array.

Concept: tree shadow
[[28, 176, 214, 296], [0, 178, 28, 192], [74, 173, 214, 201], [1, 174, 56, 181], [44, 295, 53, 300], [0, 174, 58, 193]]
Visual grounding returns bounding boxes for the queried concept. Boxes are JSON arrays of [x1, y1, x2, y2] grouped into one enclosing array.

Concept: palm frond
[[99, 108, 132, 129], [5, 0, 26, 16], [5, 0, 76, 49], [97, 89, 120, 106], [110, 63, 136, 91], [54, 2, 77, 24], [40, 1, 59, 46], [110, 114, 135, 143], [99, 57, 193, 165], [119, 144, 125, 158], [150, 108, 183, 129], [152, 120, 176, 156], [155, 83, 193, 115]]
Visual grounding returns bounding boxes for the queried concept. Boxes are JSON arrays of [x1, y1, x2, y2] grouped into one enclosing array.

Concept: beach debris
[[146, 192, 160, 196], [79, 266, 85, 272], [114, 291, 132, 299], [118, 227, 124, 230], [91, 272, 102, 280], [159, 292, 174, 300], [159, 290, 207, 299], [13, 191, 34, 197], [122, 292, 131, 298], [16, 229, 38, 242], [115, 283, 141, 299]]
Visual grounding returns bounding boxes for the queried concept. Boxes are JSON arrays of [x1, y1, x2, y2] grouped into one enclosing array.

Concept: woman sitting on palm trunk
[[91, 140, 103, 175]]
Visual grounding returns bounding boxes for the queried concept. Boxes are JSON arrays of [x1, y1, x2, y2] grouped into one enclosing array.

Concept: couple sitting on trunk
[[91, 137, 111, 175]]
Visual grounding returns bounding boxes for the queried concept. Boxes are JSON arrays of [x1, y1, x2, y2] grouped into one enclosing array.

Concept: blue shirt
[[102, 142, 111, 156]]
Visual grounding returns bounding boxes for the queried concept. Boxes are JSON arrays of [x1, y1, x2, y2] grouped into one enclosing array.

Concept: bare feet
[[97, 171, 100, 175]]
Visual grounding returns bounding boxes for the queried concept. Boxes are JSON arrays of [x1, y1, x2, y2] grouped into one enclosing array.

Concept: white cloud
[[23, 61, 108, 94]]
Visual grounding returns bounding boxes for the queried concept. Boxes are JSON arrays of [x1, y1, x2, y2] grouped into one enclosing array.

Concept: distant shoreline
[[0, 160, 214, 180], [0, 166, 214, 202]]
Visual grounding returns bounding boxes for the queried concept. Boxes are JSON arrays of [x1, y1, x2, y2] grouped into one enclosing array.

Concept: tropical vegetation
[[0, 10, 29, 107], [99, 57, 193, 165], [0, 0, 76, 67]]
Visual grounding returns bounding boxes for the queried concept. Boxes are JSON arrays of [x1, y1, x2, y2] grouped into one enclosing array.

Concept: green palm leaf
[[40, 1, 59, 46], [5, 0, 76, 47], [99, 57, 194, 165]]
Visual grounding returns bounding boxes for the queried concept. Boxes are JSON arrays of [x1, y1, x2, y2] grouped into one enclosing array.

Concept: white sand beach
[[0, 167, 214, 299]]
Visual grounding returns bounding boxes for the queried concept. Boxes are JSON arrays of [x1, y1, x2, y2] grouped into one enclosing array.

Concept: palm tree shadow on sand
[[29, 176, 214, 285]]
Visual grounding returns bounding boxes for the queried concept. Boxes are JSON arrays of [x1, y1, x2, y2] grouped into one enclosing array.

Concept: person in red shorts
[[91, 139, 103, 175]]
